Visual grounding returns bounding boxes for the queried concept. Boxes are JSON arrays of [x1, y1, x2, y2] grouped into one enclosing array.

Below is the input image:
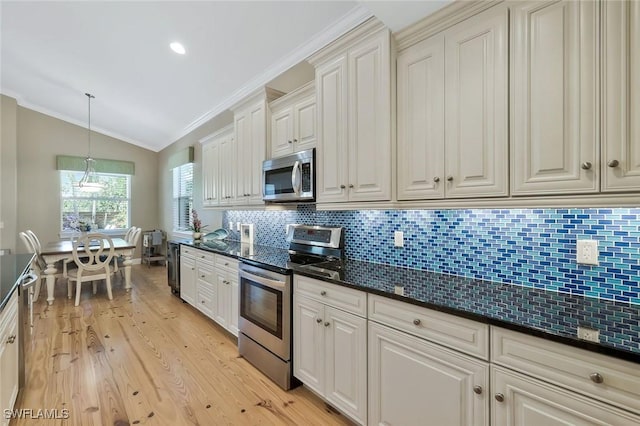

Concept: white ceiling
[[1, 1, 451, 152]]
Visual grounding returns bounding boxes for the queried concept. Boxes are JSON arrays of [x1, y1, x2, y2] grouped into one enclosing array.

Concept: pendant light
[[76, 92, 105, 192]]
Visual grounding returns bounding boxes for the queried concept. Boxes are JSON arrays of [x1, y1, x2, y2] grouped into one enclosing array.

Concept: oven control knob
[[316, 318, 322, 324], [320, 291, 327, 296]]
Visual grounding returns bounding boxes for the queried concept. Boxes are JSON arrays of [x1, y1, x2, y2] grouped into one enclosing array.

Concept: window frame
[[59, 170, 131, 238], [172, 162, 193, 235]]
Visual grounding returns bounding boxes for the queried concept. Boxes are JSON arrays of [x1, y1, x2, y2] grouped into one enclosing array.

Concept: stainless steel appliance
[[238, 224, 344, 390], [167, 241, 180, 296], [262, 148, 314, 203]]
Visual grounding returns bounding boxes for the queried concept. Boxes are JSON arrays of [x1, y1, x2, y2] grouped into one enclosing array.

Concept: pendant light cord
[[85, 93, 95, 158]]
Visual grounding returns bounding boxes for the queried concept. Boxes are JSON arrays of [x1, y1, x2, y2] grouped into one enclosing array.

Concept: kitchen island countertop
[[175, 239, 640, 363]]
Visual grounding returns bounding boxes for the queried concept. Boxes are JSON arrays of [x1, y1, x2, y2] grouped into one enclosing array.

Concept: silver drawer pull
[[607, 159, 619, 168], [495, 393, 504, 402], [320, 291, 327, 296], [324, 322, 330, 327], [413, 319, 421, 326], [316, 318, 322, 324], [473, 385, 482, 395], [581, 161, 592, 170], [589, 372, 604, 384], [6, 335, 16, 344]]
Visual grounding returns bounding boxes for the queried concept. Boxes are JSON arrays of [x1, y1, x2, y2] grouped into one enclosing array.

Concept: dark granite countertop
[[174, 239, 640, 363], [1, 253, 35, 311]]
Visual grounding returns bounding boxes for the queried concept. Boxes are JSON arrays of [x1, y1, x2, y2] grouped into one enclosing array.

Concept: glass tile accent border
[[224, 207, 640, 305]]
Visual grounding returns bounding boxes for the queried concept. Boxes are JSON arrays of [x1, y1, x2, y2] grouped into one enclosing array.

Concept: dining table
[[40, 238, 136, 305]]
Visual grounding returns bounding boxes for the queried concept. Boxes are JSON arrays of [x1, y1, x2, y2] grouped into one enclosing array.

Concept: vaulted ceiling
[[1, 1, 450, 152]]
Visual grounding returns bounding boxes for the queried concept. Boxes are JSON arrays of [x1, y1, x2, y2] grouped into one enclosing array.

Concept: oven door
[[238, 263, 291, 361]]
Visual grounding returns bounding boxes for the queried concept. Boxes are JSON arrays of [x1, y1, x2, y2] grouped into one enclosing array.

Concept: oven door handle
[[239, 269, 286, 291], [291, 161, 301, 196]]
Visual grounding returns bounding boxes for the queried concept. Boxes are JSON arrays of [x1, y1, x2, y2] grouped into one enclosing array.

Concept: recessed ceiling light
[[170, 42, 186, 55]]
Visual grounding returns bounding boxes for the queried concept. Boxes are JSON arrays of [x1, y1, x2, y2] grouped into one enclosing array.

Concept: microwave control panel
[[301, 163, 311, 193]]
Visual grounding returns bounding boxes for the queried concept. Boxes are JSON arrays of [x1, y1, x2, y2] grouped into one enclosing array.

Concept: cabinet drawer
[[215, 255, 238, 272], [197, 264, 216, 286], [180, 245, 196, 258], [193, 249, 215, 265], [368, 294, 489, 360], [491, 327, 640, 414], [196, 283, 215, 318], [294, 275, 366, 317]]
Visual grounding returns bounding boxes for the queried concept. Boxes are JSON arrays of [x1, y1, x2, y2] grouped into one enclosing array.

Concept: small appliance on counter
[[238, 224, 344, 390]]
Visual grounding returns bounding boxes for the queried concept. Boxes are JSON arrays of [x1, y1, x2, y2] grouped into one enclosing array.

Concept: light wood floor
[[17, 265, 354, 426]]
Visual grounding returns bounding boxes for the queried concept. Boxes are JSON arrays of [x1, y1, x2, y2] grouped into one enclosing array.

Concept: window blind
[[56, 155, 135, 175], [172, 163, 193, 231]]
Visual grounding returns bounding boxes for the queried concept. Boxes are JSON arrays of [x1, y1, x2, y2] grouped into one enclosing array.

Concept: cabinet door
[[202, 142, 219, 206], [227, 272, 239, 337], [293, 294, 325, 394], [397, 33, 445, 200], [316, 54, 349, 202], [219, 133, 235, 204], [248, 100, 267, 203], [348, 30, 392, 202], [293, 95, 317, 152], [215, 270, 229, 329], [492, 366, 640, 426], [196, 263, 216, 319], [444, 4, 508, 198], [234, 112, 249, 204], [511, 0, 598, 195], [324, 306, 367, 425], [180, 255, 196, 305], [602, 0, 640, 191], [271, 106, 294, 159], [0, 298, 19, 421], [369, 322, 489, 426]]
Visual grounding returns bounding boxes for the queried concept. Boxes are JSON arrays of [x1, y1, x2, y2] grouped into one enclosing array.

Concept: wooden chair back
[[72, 233, 115, 272]]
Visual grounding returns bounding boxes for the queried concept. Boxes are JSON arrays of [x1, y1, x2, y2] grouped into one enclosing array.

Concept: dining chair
[[19, 231, 46, 302], [113, 227, 141, 277], [67, 233, 115, 306]]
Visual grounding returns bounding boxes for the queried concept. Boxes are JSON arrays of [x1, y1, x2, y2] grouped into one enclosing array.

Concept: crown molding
[[167, 4, 373, 149], [198, 123, 234, 145], [1, 89, 159, 152]]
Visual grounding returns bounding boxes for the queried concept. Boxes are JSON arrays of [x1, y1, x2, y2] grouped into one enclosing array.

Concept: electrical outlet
[[394, 285, 404, 296], [394, 231, 404, 247], [576, 239, 599, 265], [228, 221, 234, 230], [577, 326, 600, 343]]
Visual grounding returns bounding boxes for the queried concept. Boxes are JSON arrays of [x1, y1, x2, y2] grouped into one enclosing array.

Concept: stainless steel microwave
[[262, 148, 315, 203]]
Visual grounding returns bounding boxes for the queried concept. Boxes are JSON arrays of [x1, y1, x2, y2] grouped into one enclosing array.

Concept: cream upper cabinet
[[232, 88, 283, 205], [511, 0, 599, 195], [199, 125, 234, 207], [310, 19, 392, 203], [397, 4, 508, 200], [269, 82, 316, 159], [397, 34, 445, 200], [602, 0, 640, 192]]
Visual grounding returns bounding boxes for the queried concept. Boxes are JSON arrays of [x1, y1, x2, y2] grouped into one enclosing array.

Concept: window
[[60, 171, 130, 231], [173, 163, 193, 231]]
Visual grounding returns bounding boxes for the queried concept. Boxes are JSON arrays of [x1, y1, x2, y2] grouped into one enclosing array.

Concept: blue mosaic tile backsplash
[[224, 207, 640, 305]]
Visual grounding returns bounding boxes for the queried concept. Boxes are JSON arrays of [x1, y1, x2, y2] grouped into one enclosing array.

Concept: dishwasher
[[167, 241, 180, 296]]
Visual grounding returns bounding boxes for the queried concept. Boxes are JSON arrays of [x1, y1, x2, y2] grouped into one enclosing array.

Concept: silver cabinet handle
[[316, 318, 322, 324], [446, 176, 454, 182], [433, 177, 440, 183], [607, 159, 619, 168], [495, 393, 504, 402], [224, 262, 229, 266], [349, 184, 354, 188], [581, 161, 592, 170], [201, 300, 205, 304], [590, 372, 604, 384], [340, 185, 346, 189], [413, 319, 421, 326], [324, 322, 330, 327], [293, 139, 298, 143], [320, 291, 327, 296], [200, 275, 205, 278], [473, 385, 482, 395], [6, 335, 16, 344], [288, 140, 292, 144]]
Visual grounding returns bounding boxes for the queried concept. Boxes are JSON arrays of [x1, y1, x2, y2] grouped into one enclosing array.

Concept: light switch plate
[[394, 231, 404, 247], [576, 239, 599, 265]]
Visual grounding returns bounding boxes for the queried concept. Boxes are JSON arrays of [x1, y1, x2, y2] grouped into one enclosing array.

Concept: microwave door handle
[[291, 161, 301, 195]]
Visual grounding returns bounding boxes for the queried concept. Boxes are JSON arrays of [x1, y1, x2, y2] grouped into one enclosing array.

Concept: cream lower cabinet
[[0, 291, 19, 424], [310, 19, 392, 203], [195, 261, 217, 319], [214, 257, 239, 337], [397, 4, 508, 200], [511, 0, 599, 195], [293, 278, 367, 425], [368, 321, 489, 426], [602, 0, 640, 192], [180, 248, 196, 305], [492, 366, 640, 425]]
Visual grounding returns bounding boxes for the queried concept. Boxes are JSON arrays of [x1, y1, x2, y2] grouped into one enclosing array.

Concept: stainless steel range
[[238, 224, 344, 390]]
